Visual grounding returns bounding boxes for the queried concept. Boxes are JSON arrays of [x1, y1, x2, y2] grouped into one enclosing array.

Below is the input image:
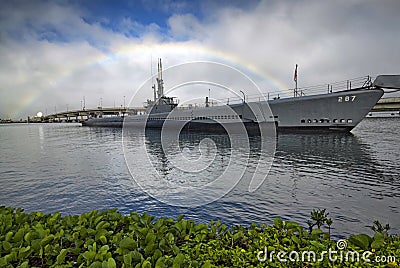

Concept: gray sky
[[0, 0, 399, 119]]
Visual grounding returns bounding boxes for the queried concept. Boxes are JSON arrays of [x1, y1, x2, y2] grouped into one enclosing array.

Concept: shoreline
[[0, 206, 398, 267]]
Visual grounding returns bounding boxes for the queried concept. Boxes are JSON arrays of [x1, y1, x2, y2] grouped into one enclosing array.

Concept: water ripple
[[0, 120, 399, 237]]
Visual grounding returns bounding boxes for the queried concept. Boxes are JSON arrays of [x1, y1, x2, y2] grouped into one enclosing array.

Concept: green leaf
[[19, 261, 29, 268], [144, 242, 156, 256], [130, 212, 140, 222], [155, 257, 166, 268], [36, 211, 44, 218], [56, 249, 68, 264], [119, 237, 136, 250], [173, 253, 185, 268], [273, 218, 283, 229], [2, 241, 12, 252], [5, 231, 13, 242], [370, 239, 384, 250], [18, 246, 32, 259], [34, 223, 46, 239], [40, 234, 55, 247], [142, 260, 152, 268], [19, 246, 31, 253], [286, 221, 300, 230], [131, 250, 143, 262], [291, 235, 301, 245], [159, 238, 169, 251], [107, 257, 116, 268], [5, 251, 18, 263], [311, 228, 323, 236], [99, 235, 107, 244], [371, 232, 385, 249], [373, 232, 385, 242], [154, 218, 164, 230], [194, 223, 208, 232], [123, 252, 132, 266], [153, 249, 162, 261], [89, 261, 102, 268], [31, 239, 41, 251], [14, 228, 24, 242], [99, 245, 110, 253], [172, 245, 180, 255], [145, 231, 156, 245], [83, 250, 96, 262], [166, 233, 174, 244], [310, 241, 326, 250], [201, 260, 212, 268], [348, 234, 372, 250], [0, 257, 8, 267]]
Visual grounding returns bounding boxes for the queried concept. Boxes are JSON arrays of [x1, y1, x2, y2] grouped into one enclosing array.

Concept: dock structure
[[372, 97, 400, 112], [38, 107, 147, 123]]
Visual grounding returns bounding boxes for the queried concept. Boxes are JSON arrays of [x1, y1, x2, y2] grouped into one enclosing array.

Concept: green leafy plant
[[326, 218, 333, 238], [371, 220, 391, 234], [0, 206, 398, 267], [306, 208, 335, 241]]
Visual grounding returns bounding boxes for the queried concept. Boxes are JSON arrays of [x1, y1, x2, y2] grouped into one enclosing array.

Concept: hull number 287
[[338, 95, 356, 102]]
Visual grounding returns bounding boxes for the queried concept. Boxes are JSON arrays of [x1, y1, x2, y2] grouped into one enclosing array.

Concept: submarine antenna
[[156, 58, 164, 98], [151, 55, 156, 102]]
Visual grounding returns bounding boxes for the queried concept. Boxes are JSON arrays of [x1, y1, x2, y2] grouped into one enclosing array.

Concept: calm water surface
[[0, 118, 399, 237]]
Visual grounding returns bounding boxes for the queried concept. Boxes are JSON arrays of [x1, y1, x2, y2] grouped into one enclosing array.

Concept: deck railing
[[176, 76, 373, 110]]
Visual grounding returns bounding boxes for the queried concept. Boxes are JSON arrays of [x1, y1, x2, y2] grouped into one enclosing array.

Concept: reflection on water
[[0, 119, 399, 237], [123, 128, 274, 206], [144, 130, 232, 185]]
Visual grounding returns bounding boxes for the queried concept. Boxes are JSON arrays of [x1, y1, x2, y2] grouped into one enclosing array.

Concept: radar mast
[[156, 58, 164, 100]]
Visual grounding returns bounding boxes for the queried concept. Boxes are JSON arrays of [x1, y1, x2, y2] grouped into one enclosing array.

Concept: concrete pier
[[372, 97, 400, 112]]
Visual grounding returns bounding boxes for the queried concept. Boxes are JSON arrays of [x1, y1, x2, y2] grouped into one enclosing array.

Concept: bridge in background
[[34, 106, 147, 123]]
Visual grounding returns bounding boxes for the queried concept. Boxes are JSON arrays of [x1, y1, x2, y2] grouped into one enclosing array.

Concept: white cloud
[[167, 13, 206, 40], [197, 0, 400, 87], [118, 17, 161, 38]]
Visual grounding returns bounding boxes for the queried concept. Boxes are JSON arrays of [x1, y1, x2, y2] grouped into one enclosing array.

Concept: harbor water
[[0, 118, 399, 237]]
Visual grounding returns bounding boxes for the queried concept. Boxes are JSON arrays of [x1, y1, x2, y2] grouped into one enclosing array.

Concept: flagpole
[[294, 64, 298, 97], [296, 69, 297, 97]]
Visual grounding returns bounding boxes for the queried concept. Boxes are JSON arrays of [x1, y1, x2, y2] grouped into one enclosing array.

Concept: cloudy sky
[[0, 0, 399, 119]]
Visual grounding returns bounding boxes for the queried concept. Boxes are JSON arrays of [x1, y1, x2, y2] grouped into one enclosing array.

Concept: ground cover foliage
[[0, 207, 398, 267]]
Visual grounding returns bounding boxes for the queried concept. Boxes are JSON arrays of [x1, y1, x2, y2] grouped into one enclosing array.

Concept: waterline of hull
[[82, 88, 383, 133]]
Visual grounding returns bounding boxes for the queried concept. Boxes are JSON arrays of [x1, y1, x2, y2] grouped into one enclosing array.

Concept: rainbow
[[12, 42, 290, 119]]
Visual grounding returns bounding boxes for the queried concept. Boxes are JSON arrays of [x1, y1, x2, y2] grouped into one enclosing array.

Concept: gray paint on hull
[[82, 88, 383, 133], [268, 88, 384, 128]]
